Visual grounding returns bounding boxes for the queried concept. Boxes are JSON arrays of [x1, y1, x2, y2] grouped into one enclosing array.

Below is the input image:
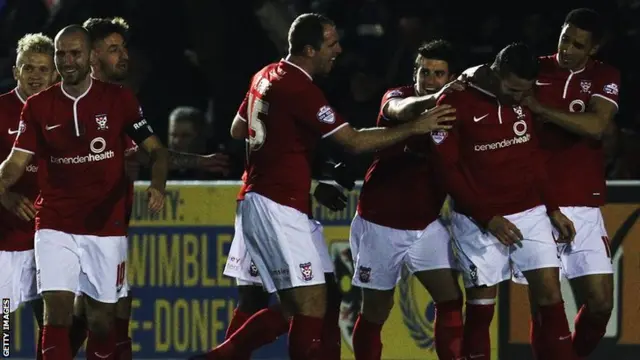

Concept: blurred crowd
[[1, 0, 639, 180]]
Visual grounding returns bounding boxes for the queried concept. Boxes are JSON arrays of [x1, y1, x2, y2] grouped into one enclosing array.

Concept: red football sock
[[288, 314, 324, 360], [462, 301, 495, 359], [435, 299, 464, 359], [530, 316, 546, 360], [36, 328, 43, 360], [225, 309, 252, 340], [352, 314, 383, 360], [115, 318, 132, 360], [321, 305, 342, 359], [41, 325, 72, 360], [206, 305, 289, 359], [572, 305, 609, 357], [86, 329, 116, 360], [69, 315, 88, 357], [538, 302, 574, 360]]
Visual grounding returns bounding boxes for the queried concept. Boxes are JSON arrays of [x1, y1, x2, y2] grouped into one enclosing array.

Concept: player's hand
[[146, 186, 165, 213], [314, 182, 348, 212], [521, 93, 543, 114], [331, 162, 355, 191], [438, 74, 468, 96], [0, 191, 36, 221], [197, 153, 230, 175], [411, 104, 456, 134], [549, 210, 576, 243], [487, 215, 523, 246]]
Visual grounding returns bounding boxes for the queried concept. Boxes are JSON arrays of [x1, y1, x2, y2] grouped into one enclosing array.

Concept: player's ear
[[89, 48, 97, 65], [12, 66, 18, 82], [303, 45, 316, 57], [588, 44, 600, 57]]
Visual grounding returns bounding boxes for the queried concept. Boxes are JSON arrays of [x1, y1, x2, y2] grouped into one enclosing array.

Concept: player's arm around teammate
[[349, 40, 466, 360]]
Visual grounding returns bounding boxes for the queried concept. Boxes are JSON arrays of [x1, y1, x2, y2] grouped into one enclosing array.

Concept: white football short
[[450, 205, 560, 288], [232, 192, 328, 293], [349, 214, 456, 290], [224, 205, 333, 291], [35, 229, 128, 303], [512, 206, 613, 284], [0, 249, 38, 312]]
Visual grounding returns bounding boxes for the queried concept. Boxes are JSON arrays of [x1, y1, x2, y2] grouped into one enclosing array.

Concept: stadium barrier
[[8, 181, 639, 359]]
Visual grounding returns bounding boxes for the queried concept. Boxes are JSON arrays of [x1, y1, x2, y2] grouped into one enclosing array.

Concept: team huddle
[[0, 6, 618, 360], [211, 7, 618, 360]]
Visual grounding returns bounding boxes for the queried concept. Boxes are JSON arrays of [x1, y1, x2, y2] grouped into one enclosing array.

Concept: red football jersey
[[357, 86, 445, 230], [13, 80, 151, 236], [236, 59, 348, 214], [535, 54, 620, 207], [0, 89, 39, 251], [431, 83, 558, 226]]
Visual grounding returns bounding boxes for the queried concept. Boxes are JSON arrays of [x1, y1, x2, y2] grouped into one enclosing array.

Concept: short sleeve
[[379, 88, 409, 121], [237, 92, 249, 122], [291, 85, 348, 139], [121, 88, 155, 144], [13, 100, 38, 154], [591, 66, 620, 109]]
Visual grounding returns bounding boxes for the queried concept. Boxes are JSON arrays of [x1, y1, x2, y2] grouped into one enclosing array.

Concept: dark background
[[1, 0, 638, 180]]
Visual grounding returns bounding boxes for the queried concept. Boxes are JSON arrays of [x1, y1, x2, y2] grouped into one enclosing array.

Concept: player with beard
[[0, 25, 169, 360], [522, 9, 620, 359], [62, 17, 230, 360], [192, 13, 456, 360], [432, 43, 576, 360], [0, 33, 56, 360], [349, 39, 466, 360]]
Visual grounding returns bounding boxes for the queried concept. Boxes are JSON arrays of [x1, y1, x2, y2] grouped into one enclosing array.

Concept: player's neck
[[285, 55, 315, 78], [569, 58, 589, 72], [62, 76, 92, 98], [15, 87, 28, 103]]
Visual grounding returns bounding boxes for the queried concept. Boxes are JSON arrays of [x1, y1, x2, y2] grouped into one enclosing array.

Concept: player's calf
[[115, 295, 134, 360], [41, 291, 76, 360], [462, 286, 497, 360], [353, 288, 394, 360], [278, 284, 327, 360], [84, 295, 117, 360], [570, 273, 613, 358], [322, 274, 343, 360], [415, 269, 464, 359], [70, 294, 89, 357], [524, 267, 573, 360]]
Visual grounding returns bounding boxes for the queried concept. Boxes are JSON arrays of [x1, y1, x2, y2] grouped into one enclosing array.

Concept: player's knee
[[586, 294, 613, 319], [465, 285, 497, 301], [85, 299, 116, 338], [361, 288, 394, 324], [42, 291, 75, 327], [237, 285, 270, 314], [279, 284, 327, 318]]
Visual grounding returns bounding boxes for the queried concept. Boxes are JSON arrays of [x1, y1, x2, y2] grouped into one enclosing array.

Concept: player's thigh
[[560, 207, 613, 279], [237, 284, 271, 314], [408, 220, 462, 302], [35, 229, 81, 296], [309, 220, 334, 274], [569, 274, 614, 314], [349, 214, 412, 291], [241, 193, 326, 313], [77, 234, 125, 304], [450, 212, 511, 289]]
